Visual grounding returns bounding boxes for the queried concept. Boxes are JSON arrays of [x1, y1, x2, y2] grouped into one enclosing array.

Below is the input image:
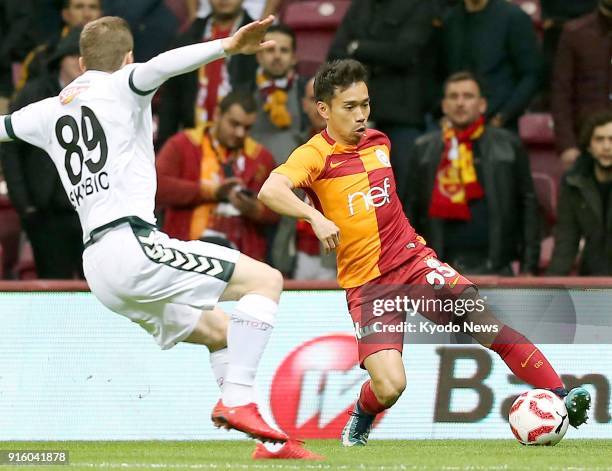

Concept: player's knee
[[258, 265, 283, 297], [238, 261, 283, 296], [374, 376, 406, 406]]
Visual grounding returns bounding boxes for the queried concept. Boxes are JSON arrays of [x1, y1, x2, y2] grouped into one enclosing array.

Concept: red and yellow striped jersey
[[274, 129, 416, 288]]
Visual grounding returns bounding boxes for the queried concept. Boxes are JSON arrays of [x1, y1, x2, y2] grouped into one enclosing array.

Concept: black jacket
[[548, 156, 612, 276], [327, 0, 440, 127], [442, 0, 541, 127], [104, 0, 181, 62], [0, 0, 38, 96], [406, 126, 540, 273], [156, 11, 258, 147], [0, 74, 72, 215]]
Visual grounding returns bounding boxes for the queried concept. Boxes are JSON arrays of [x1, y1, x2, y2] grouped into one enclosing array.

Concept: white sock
[[209, 348, 228, 389], [211, 348, 253, 405], [223, 294, 277, 407], [223, 382, 253, 406]]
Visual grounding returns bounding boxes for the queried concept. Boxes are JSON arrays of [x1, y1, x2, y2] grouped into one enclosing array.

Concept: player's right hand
[[310, 213, 340, 253], [222, 15, 276, 56]]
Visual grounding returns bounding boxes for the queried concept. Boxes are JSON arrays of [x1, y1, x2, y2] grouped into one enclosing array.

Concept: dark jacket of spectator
[[0, 74, 83, 278], [0, 0, 38, 97], [327, 0, 440, 128], [541, 0, 598, 21], [407, 127, 540, 274], [1, 76, 70, 217], [104, 0, 181, 62], [548, 156, 612, 275], [551, 11, 612, 154], [443, 0, 541, 128], [540, 0, 597, 105], [157, 12, 258, 147]]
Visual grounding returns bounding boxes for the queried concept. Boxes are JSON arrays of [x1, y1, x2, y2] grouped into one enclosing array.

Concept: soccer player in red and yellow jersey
[[258, 60, 590, 446]]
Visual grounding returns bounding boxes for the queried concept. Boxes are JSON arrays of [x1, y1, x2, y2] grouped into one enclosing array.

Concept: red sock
[[490, 326, 563, 389], [357, 380, 389, 416]]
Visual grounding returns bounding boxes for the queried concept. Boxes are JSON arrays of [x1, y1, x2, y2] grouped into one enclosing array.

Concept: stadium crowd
[[0, 0, 610, 280]]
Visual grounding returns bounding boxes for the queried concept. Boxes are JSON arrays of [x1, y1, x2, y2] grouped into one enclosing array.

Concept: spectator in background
[[293, 77, 335, 280], [540, 0, 597, 102], [156, 91, 278, 262], [250, 23, 306, 165], [443, 0, 541, 132], [0, 29, 84, 279], [0, 0, 39, 112], [551, 0, 612, 170], [270, 77, 336, 279], [300, 77, 326, 141], [16, 0, 101, 92], [103, 0, 183, 62], [407, 72, 539, 275], [328, 0, 440, 202], [434, 0, 461, 21], [157, 0, 258, 147], [187, 0, 282, 20], [548, 111, 612, 276]]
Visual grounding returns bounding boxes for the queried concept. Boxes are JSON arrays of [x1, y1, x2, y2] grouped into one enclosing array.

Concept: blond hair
[[80, 16, 134, 72]]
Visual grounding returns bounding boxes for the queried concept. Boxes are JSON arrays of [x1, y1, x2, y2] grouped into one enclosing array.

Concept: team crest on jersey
[[60, 86, 88, 105], [376, 149, 391, 167]]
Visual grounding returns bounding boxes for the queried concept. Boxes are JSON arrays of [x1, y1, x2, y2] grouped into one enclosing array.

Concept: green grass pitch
[[0, 440, 611, 470]]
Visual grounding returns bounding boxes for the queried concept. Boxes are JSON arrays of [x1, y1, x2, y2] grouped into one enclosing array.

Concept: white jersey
[[1, 39, 226, 242], [6, 64, 156, 241], [0, 33, 257, 350]]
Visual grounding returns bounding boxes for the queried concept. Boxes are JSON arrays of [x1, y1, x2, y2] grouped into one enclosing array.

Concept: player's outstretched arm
[[0, 116, 14, 142], [131, 15, 276, 93], [258, 173, 340, 253]]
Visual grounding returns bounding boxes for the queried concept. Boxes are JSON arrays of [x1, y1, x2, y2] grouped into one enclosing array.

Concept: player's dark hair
[[80, 16, 133, 72], [218, 90, 258, 115], [443, 71, 485, 96], [266, 23, 297, 51], [314, 59, 368, 104], [579, 110, 612, 151]]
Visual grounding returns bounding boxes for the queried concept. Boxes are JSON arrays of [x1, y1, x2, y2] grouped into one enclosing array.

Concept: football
[[508, 389, 569, 446]]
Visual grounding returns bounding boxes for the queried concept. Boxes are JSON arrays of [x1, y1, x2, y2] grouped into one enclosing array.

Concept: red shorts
[[346, 238, 474, 367]]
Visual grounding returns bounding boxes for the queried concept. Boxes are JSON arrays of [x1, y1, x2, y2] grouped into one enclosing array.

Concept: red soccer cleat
[[211, 400, 288, 443], [252, 440, 325, 460]]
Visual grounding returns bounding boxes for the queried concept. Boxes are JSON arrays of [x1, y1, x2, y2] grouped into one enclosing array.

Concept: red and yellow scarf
[[194, 22, 235, 127], [256, 68, 295, 129], [428, 116, 485, 220]]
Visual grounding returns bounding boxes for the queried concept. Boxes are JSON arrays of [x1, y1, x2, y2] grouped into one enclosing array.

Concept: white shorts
[[82, 219, 240, 349]]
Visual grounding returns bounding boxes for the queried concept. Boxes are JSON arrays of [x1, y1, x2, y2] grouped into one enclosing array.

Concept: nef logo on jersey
[[269, 334, 386, 438], [347, 177, 391, 216]]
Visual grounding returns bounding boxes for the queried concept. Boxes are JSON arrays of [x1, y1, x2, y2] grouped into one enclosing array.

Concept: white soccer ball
[[508, 389, 569, 446]]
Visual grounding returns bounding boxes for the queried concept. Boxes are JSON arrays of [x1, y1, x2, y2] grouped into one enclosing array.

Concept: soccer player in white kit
[[0, 15, 290, 445]]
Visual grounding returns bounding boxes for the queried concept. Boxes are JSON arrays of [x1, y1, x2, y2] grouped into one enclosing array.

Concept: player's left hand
[[222, 15, 276, 56], [310, 213, 340, 254]]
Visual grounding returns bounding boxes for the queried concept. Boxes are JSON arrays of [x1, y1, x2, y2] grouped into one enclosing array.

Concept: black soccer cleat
[[550, 386, 591, 428], [341, 402, 375, 447], [564, 387, 591, 428]]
